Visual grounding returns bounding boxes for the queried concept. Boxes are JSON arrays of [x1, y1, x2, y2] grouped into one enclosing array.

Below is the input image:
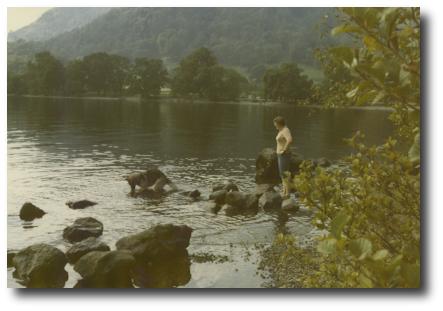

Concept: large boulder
[[259, 191, 283, 210], [255, 148, 303, 184], [65, 237, 110, 263], [212, 180, 239, 192], [63, 217, 104, 243], [19, 202, 46, 221], [66, 199, 97, 210], [209, 189, 227, 205], [12, 244, 68, 288], [115, 224, 192, 261], [7, 250, 17, 268], [74, 250, 136, 288]]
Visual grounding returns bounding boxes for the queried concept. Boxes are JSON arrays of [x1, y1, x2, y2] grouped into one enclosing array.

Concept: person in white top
[[273, 116, 293, 198]]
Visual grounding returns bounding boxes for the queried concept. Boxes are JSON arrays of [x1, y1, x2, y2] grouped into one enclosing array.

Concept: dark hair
[[273, 116, 285, 127]]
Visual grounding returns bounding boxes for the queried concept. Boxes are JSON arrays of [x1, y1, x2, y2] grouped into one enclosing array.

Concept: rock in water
[[116, 224, 192, 261], [12, 244, 68, 288], [63, 217, 104, 243], [212, 180, 239, 192], [19, 202, 46, 221], [209, 189, 227, 204], [259, 191, 283, 210], [315, 157, 331, 168], [188, 189, 201, 199], [66, 200, 97, 209], [74, 250, 136, 288], [225, 191, 247, 208], [7, 250, 17, 268], [65, 237, 110, 263], [254, 184, 275, 197], [255, 148, 303, 184], [281, 197, 300, 212]]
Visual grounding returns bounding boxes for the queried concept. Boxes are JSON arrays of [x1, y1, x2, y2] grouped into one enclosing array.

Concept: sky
[[7, 7, 52, 32]]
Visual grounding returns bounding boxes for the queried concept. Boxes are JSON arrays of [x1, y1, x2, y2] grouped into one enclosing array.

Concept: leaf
[[372, 249, 389, 261], [317, 238, 337, 255], [349, 238, 373, 260], [330, 210, 351, 239], [408, 132, 420, 163], [331, 24, 362, 36], [358, 273, 373, 288], [346, 86, 359, 98]]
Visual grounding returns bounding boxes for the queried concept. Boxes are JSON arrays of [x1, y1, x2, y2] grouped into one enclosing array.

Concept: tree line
[[8, 47, 315, 102]]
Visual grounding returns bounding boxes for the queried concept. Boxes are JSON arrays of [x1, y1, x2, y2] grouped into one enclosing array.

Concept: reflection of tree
[[132, 250, 191, 288]]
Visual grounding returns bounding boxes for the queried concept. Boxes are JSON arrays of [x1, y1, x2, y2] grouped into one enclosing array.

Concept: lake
[[7, 96, 394, 288]]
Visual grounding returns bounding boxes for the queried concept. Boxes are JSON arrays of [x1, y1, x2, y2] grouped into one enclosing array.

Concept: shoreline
[[8, 94, 394, 111]]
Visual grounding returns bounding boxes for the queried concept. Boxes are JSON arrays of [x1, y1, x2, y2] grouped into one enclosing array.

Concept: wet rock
[[315, 157, 331, 168], [7, 250, 17, 268], [63, 217, 104, 243], [259, 191, 283, 210], [12, 243, 68, 288], [225, 191, 247, 208], [74, 250, 136, 288], [212, 180, 239, 192], [116, 224, 192, 261], [66, 199, 97, 210], [209, 189, 227, 205], [255, 148, 303, 184], [19, 202, 46, 221], [186, 189, 201, 199], [281, 197, 300, 212], [244, 193, 259, 211], [65, 237, 110, 263]]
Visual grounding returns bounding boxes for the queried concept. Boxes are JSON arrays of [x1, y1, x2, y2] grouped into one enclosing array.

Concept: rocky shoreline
[[8, 148, 334, 288]]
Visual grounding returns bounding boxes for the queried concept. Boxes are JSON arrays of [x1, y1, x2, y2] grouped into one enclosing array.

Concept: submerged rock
[[259, 191, 283, 210], [74, 250, 136, 288], [65, 237, 110, 263], [63, 217, 104, 243], [12, 243, 68, 288], [115, 224, 192, 261], [19, 202, 46, 221], [66, 199, 97, 210]]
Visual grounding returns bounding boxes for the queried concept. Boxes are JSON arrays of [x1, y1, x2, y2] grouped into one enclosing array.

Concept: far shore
[[8, 94, 394, 111]]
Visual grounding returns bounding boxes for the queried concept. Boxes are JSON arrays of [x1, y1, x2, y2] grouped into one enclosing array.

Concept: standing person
[[273, 116, 293, 198]]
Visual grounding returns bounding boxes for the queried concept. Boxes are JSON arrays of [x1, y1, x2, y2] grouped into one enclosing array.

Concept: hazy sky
[[7, 7, 52, 32]]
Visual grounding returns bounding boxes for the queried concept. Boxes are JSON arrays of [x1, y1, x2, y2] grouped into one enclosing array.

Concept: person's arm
[[282, 129, 293, 153]]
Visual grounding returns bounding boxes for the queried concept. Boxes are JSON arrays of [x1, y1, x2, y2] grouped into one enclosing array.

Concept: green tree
[[130, 58, 168, 97], [171, 47, 217, 97], [265, 8, 420, 288], [7, 71, 27, 95], [24, 51, 65, 95], [82, 52, 130, 96], [263, 63, 314, 102], [171, 47, 247, 101], [64, 59, 87, 95]]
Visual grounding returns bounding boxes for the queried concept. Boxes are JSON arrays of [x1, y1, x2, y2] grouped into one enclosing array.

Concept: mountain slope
[[8, 7, 112, 42], [8, 7, 341, 75]]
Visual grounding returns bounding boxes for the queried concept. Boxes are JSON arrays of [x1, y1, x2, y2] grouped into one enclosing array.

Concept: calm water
[[7, 96, 394, 288]]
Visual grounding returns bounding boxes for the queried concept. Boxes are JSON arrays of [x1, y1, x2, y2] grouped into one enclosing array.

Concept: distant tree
[[171, 47, 248, 101], [64, 59, 87, 95], [129, 58, 168, 97], [24, 51, 65, 95], [82, 52, 130, 96], [171, 47, 217, 97], [7, 71, 27, 95], [263, 63, 313, 102]]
